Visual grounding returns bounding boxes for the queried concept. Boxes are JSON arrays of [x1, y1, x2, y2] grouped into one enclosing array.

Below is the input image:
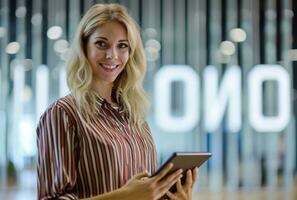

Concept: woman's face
[[86, 21, 129, 86]]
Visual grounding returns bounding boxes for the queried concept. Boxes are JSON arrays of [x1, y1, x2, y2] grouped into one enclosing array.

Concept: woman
[[37, 3, 197, 200]]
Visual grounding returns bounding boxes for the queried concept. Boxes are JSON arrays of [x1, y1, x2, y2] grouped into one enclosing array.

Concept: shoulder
[[36, 95, 80, 146], [38, 95, 78, 124], [54, 94, 78, 114]]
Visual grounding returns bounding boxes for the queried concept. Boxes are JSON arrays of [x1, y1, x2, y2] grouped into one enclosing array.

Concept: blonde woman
[[37, 3, 197, 200]]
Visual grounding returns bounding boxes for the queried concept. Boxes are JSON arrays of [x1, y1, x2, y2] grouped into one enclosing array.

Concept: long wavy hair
[[66, 3, 149, 129]]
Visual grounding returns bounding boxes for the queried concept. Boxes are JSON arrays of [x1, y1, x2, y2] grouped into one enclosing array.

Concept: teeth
[[101, 64, 117, 69]]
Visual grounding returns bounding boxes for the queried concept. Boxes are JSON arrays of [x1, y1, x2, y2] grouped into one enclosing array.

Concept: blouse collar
[[94, 93, 126, 115]]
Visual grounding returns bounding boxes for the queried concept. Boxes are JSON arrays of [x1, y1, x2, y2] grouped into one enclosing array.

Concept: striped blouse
[[37, 94, 157, 199]]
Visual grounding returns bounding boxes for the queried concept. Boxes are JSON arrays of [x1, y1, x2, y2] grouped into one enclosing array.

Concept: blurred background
[[0, 0, 297, 199]]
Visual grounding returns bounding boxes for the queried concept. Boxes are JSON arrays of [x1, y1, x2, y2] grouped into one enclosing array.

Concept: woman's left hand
[[166, 168, 198, 200]]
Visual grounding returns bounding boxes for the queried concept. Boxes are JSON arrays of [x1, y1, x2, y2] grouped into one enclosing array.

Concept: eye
[[95, 40, 107, 49], [117, 43, 129, 49]]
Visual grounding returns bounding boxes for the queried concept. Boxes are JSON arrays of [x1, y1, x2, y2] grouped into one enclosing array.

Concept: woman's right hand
[[121, 163, 183, 200]]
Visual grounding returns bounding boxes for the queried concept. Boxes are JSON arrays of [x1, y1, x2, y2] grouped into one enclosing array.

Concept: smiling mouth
[[99, 63, 119, 70]]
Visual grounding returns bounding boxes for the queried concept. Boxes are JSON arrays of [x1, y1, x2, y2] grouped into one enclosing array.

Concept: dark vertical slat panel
[[7, 0, 17, 99], [0, 0, 9, 103], [138, 0, 142, 26], [161, 0, 174, 65], [80, 0, 84, 17], [281, 0, 295, 188], [221, 0, 226, 41], [237, 0, 242, 66], [276, 0, 281, 62], [160, 0, 163, 66], [25, 0, 32, 59], [184, 0, 188, 65], [221, 0, 228, 181], [25, 0, 33, 87], [41, 0, 48, 65], [259, 0, 265, 64], [8, 0, 16, 65], [174, 0, 185, 64], [65, 0, 70, 40], [206, 0, 210, 65]]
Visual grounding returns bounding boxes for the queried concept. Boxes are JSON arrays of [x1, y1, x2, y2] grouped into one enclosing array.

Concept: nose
[[106, 47, 118, 60]]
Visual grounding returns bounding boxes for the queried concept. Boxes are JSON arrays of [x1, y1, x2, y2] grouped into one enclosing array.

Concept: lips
[[99, 63, 119, 70]]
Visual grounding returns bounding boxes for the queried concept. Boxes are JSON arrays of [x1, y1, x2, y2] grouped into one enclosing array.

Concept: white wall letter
[[154, 65, 199, 132], [248, 64, 291, 132], [203, 65, 242, 132]]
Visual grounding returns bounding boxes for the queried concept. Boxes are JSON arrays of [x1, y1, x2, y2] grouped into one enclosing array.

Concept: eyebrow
[[95, 36, 108, 40], [94, 36, 128, 43]]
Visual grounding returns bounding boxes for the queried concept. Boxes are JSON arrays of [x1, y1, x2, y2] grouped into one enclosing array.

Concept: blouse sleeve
[[37, 103, 79, 200]]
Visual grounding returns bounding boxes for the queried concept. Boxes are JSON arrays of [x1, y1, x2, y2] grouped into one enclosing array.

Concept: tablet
[[152, 152, 212, 199]]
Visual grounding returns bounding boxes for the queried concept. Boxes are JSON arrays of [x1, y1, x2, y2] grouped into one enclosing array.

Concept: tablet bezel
[[152, 152, 212, 177]]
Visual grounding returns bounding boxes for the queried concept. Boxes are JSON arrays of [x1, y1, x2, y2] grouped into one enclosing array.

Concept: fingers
[[164, 169, 196, 199], [176, 178, 183, 192], [184, 170, 193, 189], [166, 191, 177, 200], [153, 163, 174, 182], [158, 170, 183, 195], [167, 179, 186, 200], [133, 171, 150, 180], [192, 167, 198, 186]]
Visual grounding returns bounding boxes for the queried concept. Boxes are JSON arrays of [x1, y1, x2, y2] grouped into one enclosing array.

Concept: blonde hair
[[66, 3, 149, 129]]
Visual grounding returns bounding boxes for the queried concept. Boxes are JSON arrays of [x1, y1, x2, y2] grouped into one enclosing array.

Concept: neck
[[91, 81, 114, 103]]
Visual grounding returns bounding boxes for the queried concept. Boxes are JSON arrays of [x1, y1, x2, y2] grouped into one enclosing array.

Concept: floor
[[1, 173, 297, 200], [0, 187, 296, 200], [193, 188, 297, 200]]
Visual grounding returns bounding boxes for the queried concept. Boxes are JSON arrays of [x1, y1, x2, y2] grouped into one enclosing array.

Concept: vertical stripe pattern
[[37, 95, 157, 199]]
